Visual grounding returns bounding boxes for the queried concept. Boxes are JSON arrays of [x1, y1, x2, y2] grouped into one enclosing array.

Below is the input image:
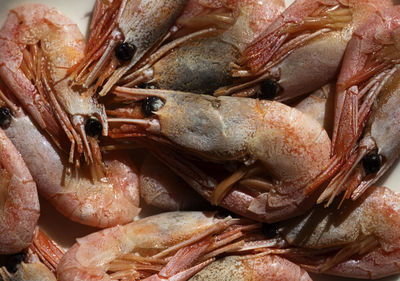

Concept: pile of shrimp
[[0, 0, 400, 280]]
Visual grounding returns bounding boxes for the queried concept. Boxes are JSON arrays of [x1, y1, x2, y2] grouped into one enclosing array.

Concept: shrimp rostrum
[[108, 87, 331, 223], [215, 0, 392, 100], [268, 186, 400, 279], [0, 3, 107, 178]]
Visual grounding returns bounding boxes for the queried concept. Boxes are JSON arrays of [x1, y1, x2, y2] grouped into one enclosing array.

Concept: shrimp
[[119, 0, 285, 94], [0, 4, 107, 178], [0, 125, 39, 254], [0, 262, 56, 281], [56, 211, 256, 281], [107, 87, 331, 222], [72, 0, 189, 96], [0, 98, 140, 228], [215, 0, 392, 100], [140, 153, 209, 211], [189, 254, 312, 281], [274, 186, 400, 279], [313, 7, 400, 204]]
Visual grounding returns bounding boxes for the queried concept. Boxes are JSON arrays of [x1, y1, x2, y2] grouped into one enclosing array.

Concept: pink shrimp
[[107, 87, 331, 223], [0, 126, 39, 254], [215, 0, 392, 100], [57, 212, 255, 281], [0, 3, 107, 178]]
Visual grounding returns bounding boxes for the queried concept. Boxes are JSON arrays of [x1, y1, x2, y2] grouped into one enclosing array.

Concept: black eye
[[115, 42, 136, 62], [5, 252, 26, 274], [0, 107, 12, 129], [258, 79, 281, 100], [142, 96, 165, 117], [85, 118, 103, 137], [262, 223, 280, 239], [362, 153, 382, 175]]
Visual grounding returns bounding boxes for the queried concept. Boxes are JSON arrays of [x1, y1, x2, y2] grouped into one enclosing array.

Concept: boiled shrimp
[[0, 4, 107, 178], [0, 126, 39, 254], [275, 186, 400, 279], [56, 211, 255, 281], [108, 87, 331, 222], [1, 101, 140, 228], [215, 0, 392, 100], [315, 7, 400, 204], [189, 254, 312, 281], [120, 0, 285, 94], [73, 0, 189, 96]]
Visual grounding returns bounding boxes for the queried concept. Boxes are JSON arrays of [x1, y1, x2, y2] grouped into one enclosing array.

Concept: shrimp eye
[[115, 42, 136, 62], [5, 252, 26, 273], [258, 79, 281, 100], [142, 96, 165, 117], [85, 118, 103, 137], [262, 223, 280, 239], [0, 107, 12, 129], [362, 153, 382, 175]]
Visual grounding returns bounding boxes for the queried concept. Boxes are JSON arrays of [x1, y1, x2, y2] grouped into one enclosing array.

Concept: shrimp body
[[3, 110, 139, 228], [189, 254, 312, 281], [122, 0, 285, 94], [216, 0, 392, 100], [317, 7, 400, 203], [0, 4, 107, 174], [0, 127, 39, 254], [279, 186, 400, 279], [57, 212, 243, 281], [74, 0, 189, 96], [109, 88, 331, 222]]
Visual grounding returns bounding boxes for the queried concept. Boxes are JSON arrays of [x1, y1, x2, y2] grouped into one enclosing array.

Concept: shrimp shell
[[0, 127, 39, 254]]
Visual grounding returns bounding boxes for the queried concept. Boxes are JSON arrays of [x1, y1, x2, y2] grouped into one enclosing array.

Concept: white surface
[[0, 0, 399, 280]]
